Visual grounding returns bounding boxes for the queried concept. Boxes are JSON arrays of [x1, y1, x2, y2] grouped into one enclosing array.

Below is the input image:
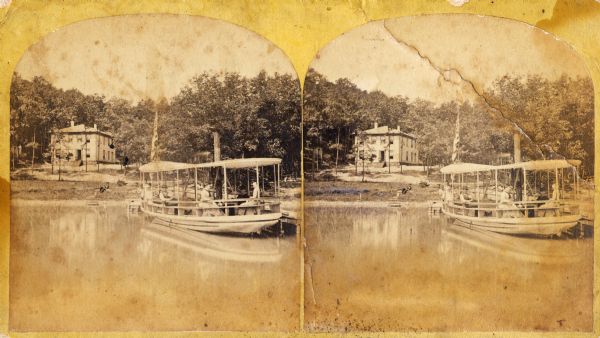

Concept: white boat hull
[[442, 209, 580, 236], [141, 206, 282, 233]]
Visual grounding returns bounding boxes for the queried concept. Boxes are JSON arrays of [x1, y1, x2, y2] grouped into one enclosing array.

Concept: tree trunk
[[334, 127, 340, 177], [362, 158, 365, 182], [31, 129, 36, 175]]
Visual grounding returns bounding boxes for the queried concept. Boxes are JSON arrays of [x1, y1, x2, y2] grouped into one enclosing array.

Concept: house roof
[[362, 125, 416, 139], [57, 124, 113, 137]]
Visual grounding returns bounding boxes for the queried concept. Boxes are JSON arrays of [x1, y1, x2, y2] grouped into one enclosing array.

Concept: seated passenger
[[159, 191, 178, 215], [199, 184, 223, 216], [540, 183, 559, 216], [238, 182, 260, 215], [498, 187, 522, 218]]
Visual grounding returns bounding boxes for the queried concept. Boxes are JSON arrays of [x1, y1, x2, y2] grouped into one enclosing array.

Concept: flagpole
[[451, 109, 460, 163], [150, 109, 159, 162]]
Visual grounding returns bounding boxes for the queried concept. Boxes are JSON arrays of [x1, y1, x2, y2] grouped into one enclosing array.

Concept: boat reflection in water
[[140, 217, 288, 264], [10, 202, 299, 332], [305, 206, 592, 332]]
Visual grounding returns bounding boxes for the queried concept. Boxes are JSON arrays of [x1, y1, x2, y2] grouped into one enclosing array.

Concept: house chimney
[[374, 122, 378, 129], [70, 120, 75, 127], [94, 123, 97, 130]]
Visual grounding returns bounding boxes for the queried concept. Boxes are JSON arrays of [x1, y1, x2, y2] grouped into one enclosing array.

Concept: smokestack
[[70, 120, 75, 127], [513, 132, 521, 163], [374, 122, 378, 128], [213, 132, 221, 161]]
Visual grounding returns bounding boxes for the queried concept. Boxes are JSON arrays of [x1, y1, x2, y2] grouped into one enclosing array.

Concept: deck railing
[[141, 197, 281, 217], [442, 199, 580, 218]]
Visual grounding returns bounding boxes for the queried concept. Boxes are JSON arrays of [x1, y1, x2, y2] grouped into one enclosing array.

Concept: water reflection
[[305, 206, 592, 332], [10, 203, 299, 331], [140, 219, 284, 263]]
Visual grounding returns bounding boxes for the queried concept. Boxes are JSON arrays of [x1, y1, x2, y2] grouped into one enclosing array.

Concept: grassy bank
[[11, 180, 140, 201], [305, 180, 439, 202], [11, 179, 302, 202]]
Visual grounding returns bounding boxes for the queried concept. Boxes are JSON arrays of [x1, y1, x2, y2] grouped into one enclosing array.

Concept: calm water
[[10, 202, 300, 331], [304, 206, 593, 332]]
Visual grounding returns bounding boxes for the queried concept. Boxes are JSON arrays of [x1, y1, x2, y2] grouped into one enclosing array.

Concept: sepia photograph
[[303, 14, 594, 331], [9, 14, 301, 331]]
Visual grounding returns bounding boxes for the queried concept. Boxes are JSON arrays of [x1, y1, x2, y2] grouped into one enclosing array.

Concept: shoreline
[[303, 200, 436, 208], [11, 198, 302, 211]]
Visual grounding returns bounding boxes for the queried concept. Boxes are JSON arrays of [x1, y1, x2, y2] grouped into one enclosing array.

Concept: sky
[[310, 15, 590, 104], [15, 14, 297, 102]]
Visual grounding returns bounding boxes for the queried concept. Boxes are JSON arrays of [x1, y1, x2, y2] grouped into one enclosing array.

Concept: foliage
[[485, 74, 594, 174], [10, 72, 301, 175], [303, 69, 593, 174]]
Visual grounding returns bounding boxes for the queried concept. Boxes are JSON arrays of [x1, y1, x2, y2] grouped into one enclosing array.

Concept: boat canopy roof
[[139, 161, 196, 173], [139, 158, 282, 173], [440, 159, 581, 175], [196, 158, 281, 169], [440, 162, 495, 174], [495, 159, 581, 171]]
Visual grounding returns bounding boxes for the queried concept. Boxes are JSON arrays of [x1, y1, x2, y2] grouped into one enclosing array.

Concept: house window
[[103, 150, 106, 160], [86, 154, 90, 158]]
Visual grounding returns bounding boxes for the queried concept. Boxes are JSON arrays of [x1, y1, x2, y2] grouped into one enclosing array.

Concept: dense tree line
[[10, 71, 301, 175], [303, 69, 594, 175], [485, 74, 594, 175]]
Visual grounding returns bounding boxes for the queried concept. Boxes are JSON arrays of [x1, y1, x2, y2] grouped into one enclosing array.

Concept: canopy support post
[[223, 167, 228, 200], [555, 168, 559, 201], [575, 166, 578, 197], [194, 168, 198, 202], [523, 169, 527, 203], [256, 166, 260, 198], [547, 170, 550, 198], [476, 171, 480, 217], [494, 169, 498, 202], [176, 170, 180, 202], [261, 166, 265, 192]]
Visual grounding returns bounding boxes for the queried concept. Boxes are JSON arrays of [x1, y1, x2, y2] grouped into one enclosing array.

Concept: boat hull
[[141, 206, 282, 233], [442, 209, 580, 236]]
